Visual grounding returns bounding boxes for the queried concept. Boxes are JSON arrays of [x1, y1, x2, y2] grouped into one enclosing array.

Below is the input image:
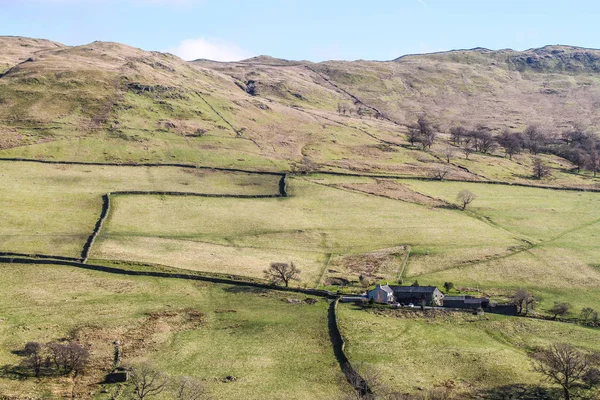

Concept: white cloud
[[167, 37, 253, 62]]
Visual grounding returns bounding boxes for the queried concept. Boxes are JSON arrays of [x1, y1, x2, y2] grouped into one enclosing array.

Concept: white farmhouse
[[367, 284, 395, 304]]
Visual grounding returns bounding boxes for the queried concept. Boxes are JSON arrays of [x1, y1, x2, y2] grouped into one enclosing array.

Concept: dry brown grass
[[326, 246, 408, 285], [336, 179, 447, 207]]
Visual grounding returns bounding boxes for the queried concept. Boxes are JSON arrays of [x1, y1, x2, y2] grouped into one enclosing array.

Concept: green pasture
[[95, 177, 518, 285], [337, 304, 600, 397], [0, 262, 347, 399], [0, 161, 279, 257]]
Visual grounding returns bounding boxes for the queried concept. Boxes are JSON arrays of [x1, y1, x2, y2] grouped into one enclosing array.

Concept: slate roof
[[389, 286, 439, 294], [465, 298, 488, 304], [375, 284, 394, 294]]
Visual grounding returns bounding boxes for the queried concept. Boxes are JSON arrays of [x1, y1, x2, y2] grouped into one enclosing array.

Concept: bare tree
[[443, 146, 456, 163], [129, 364, 169, 400], [581, 307, 596, 323], [20, 342, 44, 377], [407, 127, 421, 147], [407, 116, 436, 150], [588, 151, 600, 177], [419, 122, 436, 150], [462, 145, 475, 159], [472, 126, 497, 154], [532, 158, 552, 179], [513, 289, 536, 315], [47, 342, 89, 376], [498, 129, 524, 160], [524, 125, 546, 155], [417, 116, 433, 136], [571, 149, 588, 173], [450, 126, 468, 145], [429, 166, 450, 181], [550, 302, 572, 320], [64, 342, 89, 376], [456, 189, 476, 210], [174, 376, 207, 400], [264, 262, 301, 287], [532, 343, 600, 400]]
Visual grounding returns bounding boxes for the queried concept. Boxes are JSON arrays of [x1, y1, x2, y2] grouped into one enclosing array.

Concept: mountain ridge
[[1, 36, 600, 187], [3, 35, 600, 64]]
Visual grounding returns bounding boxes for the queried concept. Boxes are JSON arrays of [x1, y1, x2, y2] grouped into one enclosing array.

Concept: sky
[[1, 0, 599, 62]]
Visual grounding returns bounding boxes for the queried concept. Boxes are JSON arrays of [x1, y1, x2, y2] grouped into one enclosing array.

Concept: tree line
[[409, 116, 600, 178], [512, 288, 600, 327]]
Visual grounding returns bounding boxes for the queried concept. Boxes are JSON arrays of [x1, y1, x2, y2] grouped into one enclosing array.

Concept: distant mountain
[[394, 45, 600, 73], [1, 37, 599, 182]]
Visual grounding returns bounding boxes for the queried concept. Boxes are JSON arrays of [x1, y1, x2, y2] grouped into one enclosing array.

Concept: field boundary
[[0, 158, 284, 177], [80, 190, 286, 263], [328, 298, 371, 396], [311, 171, 600, 193], [0, 252, 80, 262], [0, 256, 335, 298], [81, 194, 110, 263], [0, 256, 370, 396], [1, 156, 598, 193]]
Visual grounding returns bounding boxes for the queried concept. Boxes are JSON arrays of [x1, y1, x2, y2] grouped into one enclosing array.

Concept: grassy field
[[399, 179, 600, 311], [0, 161, 279, 257], [3, 38, 600, 400], [4, 161, 600, 313], [337, 304, 600, 397], [0, 262, 348, 399], [94, 177, 518, 286]]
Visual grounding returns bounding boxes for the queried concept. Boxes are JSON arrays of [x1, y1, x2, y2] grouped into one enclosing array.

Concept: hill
[[1, 37, 600, 183], [2, 37, 600, 399], [0, 36, 63, 74]]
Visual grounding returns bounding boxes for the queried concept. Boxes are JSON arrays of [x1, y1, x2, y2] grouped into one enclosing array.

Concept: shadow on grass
[[0, 364, 32, 381], [222, 285, 269, 294], [475, 384, 560, 400]]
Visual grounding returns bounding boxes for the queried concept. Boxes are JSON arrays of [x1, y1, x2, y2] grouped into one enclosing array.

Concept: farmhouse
[[389, 286, 444, 306], [367, 284, 395, 304]]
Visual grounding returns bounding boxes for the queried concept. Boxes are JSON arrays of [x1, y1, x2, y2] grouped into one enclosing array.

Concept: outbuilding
[[443, 295, 490, 309]]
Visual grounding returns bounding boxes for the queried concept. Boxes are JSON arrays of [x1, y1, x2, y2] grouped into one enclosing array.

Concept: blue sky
[[1, 0, 599, 62]]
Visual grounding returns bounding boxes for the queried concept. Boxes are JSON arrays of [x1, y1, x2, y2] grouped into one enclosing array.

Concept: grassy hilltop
[[2, 37, 600, 399]]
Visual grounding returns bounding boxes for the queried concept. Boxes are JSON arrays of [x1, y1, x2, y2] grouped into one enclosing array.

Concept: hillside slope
[[206, 45, 600, 133], [1, 37, 600, 186], [0, 36, 63, 74]]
